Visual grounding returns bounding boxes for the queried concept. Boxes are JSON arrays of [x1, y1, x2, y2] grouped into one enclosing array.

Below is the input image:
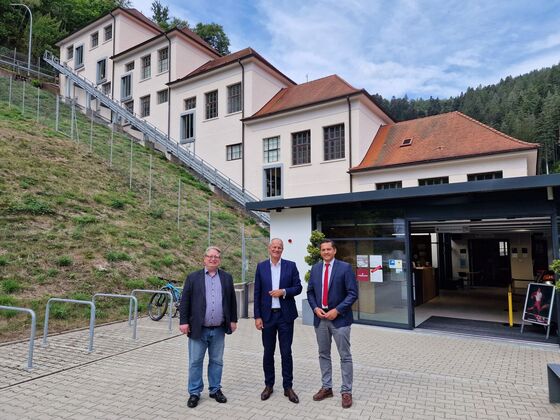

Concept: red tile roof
[[351, 111, 539, 172], [245, 75, 362, 120], [169, 47, 294, 86]]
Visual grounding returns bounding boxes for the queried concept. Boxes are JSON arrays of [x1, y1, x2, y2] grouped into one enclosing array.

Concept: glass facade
[[316, 207, 411, 327]]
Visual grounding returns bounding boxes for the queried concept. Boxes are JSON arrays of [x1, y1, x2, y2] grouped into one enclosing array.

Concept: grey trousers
[[314, 319, 353, 393]]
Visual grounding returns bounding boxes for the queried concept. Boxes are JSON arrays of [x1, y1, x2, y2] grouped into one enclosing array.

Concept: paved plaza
[[1, 316, 560, 419]]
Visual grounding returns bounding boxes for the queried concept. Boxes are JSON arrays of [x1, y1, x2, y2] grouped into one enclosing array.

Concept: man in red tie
[[306, 239, 358, 408]]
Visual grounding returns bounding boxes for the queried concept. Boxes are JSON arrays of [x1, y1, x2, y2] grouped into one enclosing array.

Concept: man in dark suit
[[179, 246, 238, 409], [307, 239, 358, 409], [254, 238, 302, 403]]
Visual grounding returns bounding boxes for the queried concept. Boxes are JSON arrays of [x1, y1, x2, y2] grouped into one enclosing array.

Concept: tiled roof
[[169, 47, 294, 85], [123, 8, 163, 33], [351, 111, 539, 172], [246, 75, 361, 120]]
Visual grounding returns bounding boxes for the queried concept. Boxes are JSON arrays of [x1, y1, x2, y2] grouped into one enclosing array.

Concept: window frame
[[74, 44, 84, 69], [418, 176, 449, 186], [323, 123, 345, 161], [205, 90, 218, 119], [263, 165, 283, 198], [120, 73, 132, 101], [467, 171, 503, 182], [157, 89, 169, 104], [226, 143, 242, 161], [141, 54, 151, 80], [180, 110, 196, 143], [227, 83, 242, 114], [140, 95, 150, 118], [125, 61, 135, 72], [90, 31, 99, 49], [104, 24, 113, 42], [67, 45, 74, 60], [123, 100, 134, 115], [184, 96, 196, 110], [376, 181, 402, 190], [263, 136, 280, 163], [96, 58, 107, 84], [101, 82, 111, 96], [158, 47, 169, 73], [291, 130, 311, 165]]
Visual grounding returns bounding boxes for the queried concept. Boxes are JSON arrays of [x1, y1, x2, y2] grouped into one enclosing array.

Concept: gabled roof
[[56, 7, 162, 46], [111, 26, 220, 60], [243, 75, 391, 122], [350, 111, 539, 173], [168, 47, 295, 86]]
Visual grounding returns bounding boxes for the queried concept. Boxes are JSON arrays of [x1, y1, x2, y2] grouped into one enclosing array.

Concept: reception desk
[[414, 267, 437, 305]]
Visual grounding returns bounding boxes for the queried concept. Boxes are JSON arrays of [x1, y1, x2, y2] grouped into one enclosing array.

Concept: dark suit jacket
[[307, 259, 358, 328], [179, 268, 238, 340], [254, 259, 302, 323]]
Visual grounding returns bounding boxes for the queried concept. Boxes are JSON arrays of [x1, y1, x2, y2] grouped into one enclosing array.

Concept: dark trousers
[[262, 310, 294, 389]]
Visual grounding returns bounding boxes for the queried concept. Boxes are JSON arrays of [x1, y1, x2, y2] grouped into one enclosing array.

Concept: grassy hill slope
[[0, 98, 268, 342]]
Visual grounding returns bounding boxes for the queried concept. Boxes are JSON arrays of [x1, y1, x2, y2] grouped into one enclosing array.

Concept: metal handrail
[[43, 50, 269, 224], [129, 289, 173, 333], [0, 306, 36, 369], [92, 293, 138, 340]]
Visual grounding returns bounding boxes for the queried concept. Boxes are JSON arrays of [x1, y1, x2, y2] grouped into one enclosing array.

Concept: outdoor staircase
[[43, 51, 269, 224]]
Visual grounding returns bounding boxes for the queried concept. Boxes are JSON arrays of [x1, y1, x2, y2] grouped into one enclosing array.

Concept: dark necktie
[[322, 263, 330, 308]]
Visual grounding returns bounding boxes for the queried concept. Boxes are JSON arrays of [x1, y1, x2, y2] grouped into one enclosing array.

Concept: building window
[[121, 74, 132, 100], [75, 45, 84, 68], [101, 82, 111, 95], [123, 100, 133, 114], [227, 83, 241, 113], [141, 55, 151, 80], [91, 32, 98, 48], [226, 143, 242, 161], [263, 136, 280, 163], [205, 90, 218, 119], [324, 123, 345, 160], [67, 45, 73, 60], [180, 111, 195, 142], [185, 97, 196, 110], [140, 95, 150, 117], [499, 241, 509, 257], [292, 130, 310, 165], [264, 167, 282, 198], [376, 181, 402, 190], [96, 59, 107, 84], [125, 61, 135, 72], [467, 171, 503, 181], [104, 25, 112, 42], [158, 48, 169, 73], [157, 89, 168, 104], [419, 176, 449, 186]]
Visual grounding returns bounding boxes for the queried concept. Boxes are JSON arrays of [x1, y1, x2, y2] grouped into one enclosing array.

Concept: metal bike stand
[[43, 298, 96, 353], [92, 294, 138, 340], [0, 306, 36, 370], [129, 289, 173, 333]]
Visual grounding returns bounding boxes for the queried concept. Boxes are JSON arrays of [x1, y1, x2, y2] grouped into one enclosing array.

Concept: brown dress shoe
[[341, 393, 352, 408], [284, 388, 299, 404], [261, 386, 273, 400], [313, 387, 333, 401]]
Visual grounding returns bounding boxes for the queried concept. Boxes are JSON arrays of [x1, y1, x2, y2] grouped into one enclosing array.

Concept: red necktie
[[322, 263, 330, 308]]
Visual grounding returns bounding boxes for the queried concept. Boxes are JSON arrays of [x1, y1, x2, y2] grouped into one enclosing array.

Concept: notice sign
[[356, 268, 370, 281], [356, 255, 369, 268], [370, 255, 383, 282], [389, 259, 402, 269], [522, 283, 555, 326]]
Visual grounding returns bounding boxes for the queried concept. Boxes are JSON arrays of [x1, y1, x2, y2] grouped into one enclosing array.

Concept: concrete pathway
[[1, 317, 560, 419]]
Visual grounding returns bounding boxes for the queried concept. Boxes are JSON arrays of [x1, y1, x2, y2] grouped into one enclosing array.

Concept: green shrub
[[73, 215, 97, 225], [158, 240, 171, 249], [215, 210, 236, 223], [50, 303, 70, 319], [0, 295, 18, 317], [110, 198, 125, 209], [2, 279, 22, 294], [147, 276, 165, 288], [19, 177, 36, 189], [106, 251, 131, 262], [10, 196, 54, 215], [0, 255, 8, 266], [70, 292, 90, 301], [148, 207, 164, 219], [56, 256, 73, 267], [125, 279, 145, 289], [161, 254, 174, 267], [47, 268, 59, 277]]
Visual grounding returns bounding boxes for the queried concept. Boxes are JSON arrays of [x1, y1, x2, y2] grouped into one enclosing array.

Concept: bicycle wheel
[[148, 291, 169, 321]]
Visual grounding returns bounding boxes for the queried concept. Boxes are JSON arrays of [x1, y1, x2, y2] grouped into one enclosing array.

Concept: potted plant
[[548, 259, 560, 337], [301, 230, 325, 325]]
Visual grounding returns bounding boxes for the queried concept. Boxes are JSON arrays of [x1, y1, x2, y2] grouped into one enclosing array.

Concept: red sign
[[356, 268, 369, 282]]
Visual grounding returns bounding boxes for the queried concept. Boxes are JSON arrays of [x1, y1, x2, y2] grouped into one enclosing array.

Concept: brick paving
[[1, 317, 560, 419]]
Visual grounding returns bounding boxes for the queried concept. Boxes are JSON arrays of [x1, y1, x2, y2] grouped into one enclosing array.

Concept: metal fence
[[0, 46, 57, 83]]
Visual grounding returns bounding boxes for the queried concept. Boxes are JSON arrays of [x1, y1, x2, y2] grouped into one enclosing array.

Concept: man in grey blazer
[[179, 246, 238, 409], [307, 239, 358, 409]]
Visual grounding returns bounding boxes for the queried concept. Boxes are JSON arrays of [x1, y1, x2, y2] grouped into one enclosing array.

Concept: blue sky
[[132, 0, 560, 99]]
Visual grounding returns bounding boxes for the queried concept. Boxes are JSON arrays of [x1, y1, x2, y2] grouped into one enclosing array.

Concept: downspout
[[109, 11, 116, 123], [238, 59, 245, 194], [347, 96, 353, 193], [164, 33, 171, 142]]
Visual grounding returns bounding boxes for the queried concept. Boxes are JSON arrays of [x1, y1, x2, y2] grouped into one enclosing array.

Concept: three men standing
[[179, 246, 238, 409], [254, 238, 302, 403], [307, 239, 359, 408]]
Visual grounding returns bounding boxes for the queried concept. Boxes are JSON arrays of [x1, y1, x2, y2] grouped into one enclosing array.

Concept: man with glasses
[[179, 246, 238, 408]]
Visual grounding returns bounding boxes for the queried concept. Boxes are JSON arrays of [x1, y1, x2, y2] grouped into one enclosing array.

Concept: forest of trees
[[372, 64, 560, 172]]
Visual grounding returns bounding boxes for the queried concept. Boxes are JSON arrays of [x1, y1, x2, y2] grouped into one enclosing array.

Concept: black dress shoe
[[187, 394, 200, 408], [261, 386, 273, 400], [209, 389, 227, 403], [284, 388, 299, 404]]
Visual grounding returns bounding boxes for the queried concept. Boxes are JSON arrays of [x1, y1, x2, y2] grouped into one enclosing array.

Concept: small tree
[[549, 259, 560, 290], [304, 230, 325, 282]]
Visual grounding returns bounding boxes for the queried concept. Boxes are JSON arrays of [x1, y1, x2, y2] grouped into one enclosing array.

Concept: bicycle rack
[[0, 305, 36, 370], [42, 298, 96, 353], [129, 289, 173, 333], [92, 294, 138, 340]]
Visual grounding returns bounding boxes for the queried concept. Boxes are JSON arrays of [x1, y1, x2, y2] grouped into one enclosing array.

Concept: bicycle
[[147, 277, 183, 321]]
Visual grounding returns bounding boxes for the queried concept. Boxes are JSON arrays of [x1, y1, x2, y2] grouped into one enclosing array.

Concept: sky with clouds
[[131, 0, 560, 99]]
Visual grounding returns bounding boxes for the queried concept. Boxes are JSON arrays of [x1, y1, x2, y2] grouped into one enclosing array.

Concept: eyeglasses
[[205, 255, 221, 260]]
